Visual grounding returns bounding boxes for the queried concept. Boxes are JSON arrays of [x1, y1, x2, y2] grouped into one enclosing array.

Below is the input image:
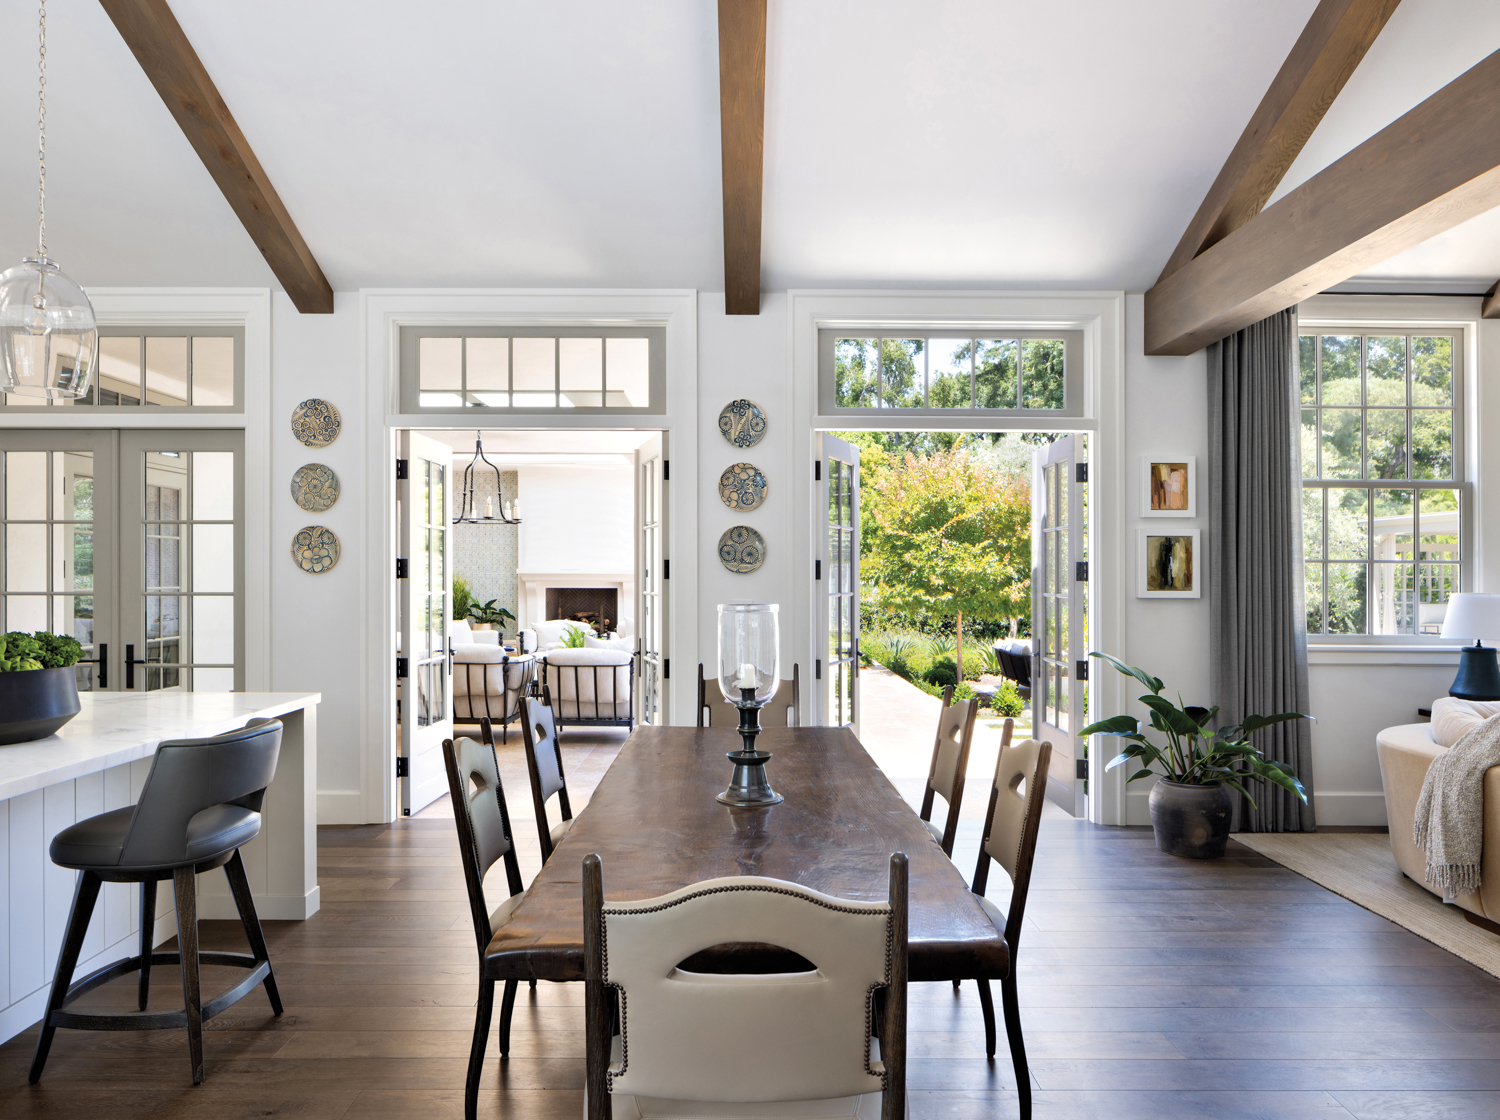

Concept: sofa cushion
[[1432, 697, 1500, 748], [585, 634, 635, 652], [545, 647, 632, 667], [533, 619, 591, 650]]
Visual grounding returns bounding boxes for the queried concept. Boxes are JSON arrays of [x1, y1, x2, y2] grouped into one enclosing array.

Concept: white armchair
[[538, 648, 634, 729], [451, 645, 533, 741]]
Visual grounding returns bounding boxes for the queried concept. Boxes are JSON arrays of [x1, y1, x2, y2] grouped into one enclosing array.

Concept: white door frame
[[788, 291, 1126, 825], [362, 291, 698, 824]]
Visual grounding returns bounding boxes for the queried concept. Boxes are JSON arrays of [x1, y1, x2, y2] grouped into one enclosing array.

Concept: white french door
[[636, 432, 668, 725], [816, 433, 860, 732], [1032, 435, 1086, 816], [0, 429, 244, 693], [398, 432, 453, 815]]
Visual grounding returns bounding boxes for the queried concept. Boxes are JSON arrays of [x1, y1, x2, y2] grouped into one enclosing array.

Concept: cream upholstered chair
[[520, 695, 574, 862], [539, 648, 635, 731], [451, 648, 533, 740], [917, 686, 981, 857], [442, 722, 529, 1120], [583, 852, 908, 1120], [697, 662, 801, 728], [970, 734, 1052, 1120]]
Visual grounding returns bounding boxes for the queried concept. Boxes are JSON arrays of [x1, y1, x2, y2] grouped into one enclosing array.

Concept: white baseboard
[[1312, 791, 1388, 827], [317, 788, 367, 824], [195, 887, 321, 922]]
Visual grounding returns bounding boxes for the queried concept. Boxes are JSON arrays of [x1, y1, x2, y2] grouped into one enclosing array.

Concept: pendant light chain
[[36, 0, 48, 260]]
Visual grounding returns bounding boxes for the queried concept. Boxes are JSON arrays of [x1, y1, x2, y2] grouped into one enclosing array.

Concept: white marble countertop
[[0, 692, 321, 802]]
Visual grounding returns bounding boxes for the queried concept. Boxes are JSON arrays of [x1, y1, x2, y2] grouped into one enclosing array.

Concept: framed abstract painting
[[1142, 456, 1195, 518], [1139, 530, 1200, 598]]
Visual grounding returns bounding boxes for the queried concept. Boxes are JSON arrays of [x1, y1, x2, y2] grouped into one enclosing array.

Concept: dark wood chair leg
[[976, 978, 996, 1059], [172, 866, 206, 1085], [1000, 972, 1031, 1120], [498, 978, 518, 1056], [138, 878, 158, 1010], [952, 978, 961, 991], [223, 849, 283, 1014], [529, 978, 537, 993], [28, 871, 101, 1084], [466, 978, 494, 1120]]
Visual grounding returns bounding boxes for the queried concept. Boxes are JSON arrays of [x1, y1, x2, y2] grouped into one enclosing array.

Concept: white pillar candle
[[735, 662, 758, 690], [485, 497, 493, 518]]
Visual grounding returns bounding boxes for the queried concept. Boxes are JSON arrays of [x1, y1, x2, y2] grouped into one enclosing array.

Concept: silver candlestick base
[[717, 688, 784, 808]]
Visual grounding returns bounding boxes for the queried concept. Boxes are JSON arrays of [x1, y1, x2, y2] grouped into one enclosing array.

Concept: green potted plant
[[468, 600, 517, 635], [452, 576, 477, 623], [1079, 652, 1309, 859], [0, 631, 85, 745]]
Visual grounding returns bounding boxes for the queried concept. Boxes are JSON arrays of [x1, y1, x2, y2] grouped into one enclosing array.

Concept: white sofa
[[450, 619, 533, 737], [538, 647, 635, 728]]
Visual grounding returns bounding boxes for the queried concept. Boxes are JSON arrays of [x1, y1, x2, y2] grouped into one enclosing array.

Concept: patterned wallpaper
[[454, 469, 519, 625]]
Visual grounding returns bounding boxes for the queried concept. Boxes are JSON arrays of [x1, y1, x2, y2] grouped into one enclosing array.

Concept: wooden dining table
[[487, 725, 1009, 983]]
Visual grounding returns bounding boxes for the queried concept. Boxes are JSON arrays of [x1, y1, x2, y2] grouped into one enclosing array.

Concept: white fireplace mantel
[[518, 572, 635, 635]]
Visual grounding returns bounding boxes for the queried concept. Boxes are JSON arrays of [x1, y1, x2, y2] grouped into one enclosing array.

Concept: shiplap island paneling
[[0, 691, 319, 1044]]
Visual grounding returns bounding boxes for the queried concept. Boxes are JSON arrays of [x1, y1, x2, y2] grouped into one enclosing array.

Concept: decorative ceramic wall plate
[[292, 526, 341, 574], [291, 399, 341, 448], [718, 462, 768, 511], [718, 399, 766, 448], [718, 525, 766, 573], [291, 463, 340, 512]]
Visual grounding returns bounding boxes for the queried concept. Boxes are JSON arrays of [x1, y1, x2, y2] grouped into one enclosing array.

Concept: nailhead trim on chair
[[600, 882, 896, 1094]]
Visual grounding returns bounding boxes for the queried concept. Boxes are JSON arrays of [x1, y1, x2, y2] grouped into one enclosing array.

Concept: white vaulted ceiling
[[0, 1, 1494, 295]]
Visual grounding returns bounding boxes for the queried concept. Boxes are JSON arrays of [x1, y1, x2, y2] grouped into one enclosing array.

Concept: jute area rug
[[1236, 831, 1500, 978]]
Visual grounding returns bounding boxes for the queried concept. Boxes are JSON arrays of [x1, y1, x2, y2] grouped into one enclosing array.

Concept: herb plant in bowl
[[0, 631, 86, 745], [1080, 652, 1309, 858]]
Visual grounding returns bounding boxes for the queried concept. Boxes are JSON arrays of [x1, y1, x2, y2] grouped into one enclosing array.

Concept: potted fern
[[0, 631, 85, 745], [1079, 652, 1309, 859]]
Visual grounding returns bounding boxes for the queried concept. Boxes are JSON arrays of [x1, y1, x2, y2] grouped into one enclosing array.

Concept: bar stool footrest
[[49, 952, 271, 1031]]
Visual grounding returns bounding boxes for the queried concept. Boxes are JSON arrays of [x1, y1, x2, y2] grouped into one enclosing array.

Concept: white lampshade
[[1440, 594, 1500, 643]]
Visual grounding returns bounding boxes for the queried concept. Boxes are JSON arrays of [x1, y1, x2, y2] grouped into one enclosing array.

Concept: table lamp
[[716, 602, 784, 807], [1440, 594, 1500, 701]]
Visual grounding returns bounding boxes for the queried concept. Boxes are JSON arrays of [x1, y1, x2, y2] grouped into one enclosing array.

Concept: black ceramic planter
[[1148, 780, 1234, 859], [0, 666, 81, 745]]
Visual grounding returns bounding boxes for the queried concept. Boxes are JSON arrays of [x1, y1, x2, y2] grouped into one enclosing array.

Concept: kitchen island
[[0, 691, 319, 1044]]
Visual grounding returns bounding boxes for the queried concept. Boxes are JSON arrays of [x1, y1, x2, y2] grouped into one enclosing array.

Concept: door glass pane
[[192, 524, 235, 592], [6, 595, 46, 630], [6, 524, 46, 590], [193, 595, 235, 664], [6, 451, 46, 519], [193, 452, 235, 520]]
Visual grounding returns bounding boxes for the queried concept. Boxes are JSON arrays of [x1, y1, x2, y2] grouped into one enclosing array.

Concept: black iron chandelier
[[453, 432, 521, 525]]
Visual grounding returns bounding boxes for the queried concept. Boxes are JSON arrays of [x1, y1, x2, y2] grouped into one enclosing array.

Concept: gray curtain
[[1208, 309, 1315, 832]]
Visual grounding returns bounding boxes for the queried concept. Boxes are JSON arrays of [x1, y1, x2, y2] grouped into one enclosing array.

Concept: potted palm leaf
[[467, 600, 517, 635], [0, 631, 85, 745], [1079, 652, 1309, 859]]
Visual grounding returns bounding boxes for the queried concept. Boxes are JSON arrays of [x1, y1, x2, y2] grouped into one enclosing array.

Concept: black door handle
[[124, 644, 149, 690]]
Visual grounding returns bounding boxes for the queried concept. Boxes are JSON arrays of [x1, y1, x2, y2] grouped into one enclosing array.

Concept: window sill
[[1307, 643, 1462, 667]]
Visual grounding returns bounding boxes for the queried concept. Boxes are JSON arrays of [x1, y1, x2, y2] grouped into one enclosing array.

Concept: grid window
[[1300, 330, 1464, 638], [823, 330, 1079, 415], [0, 330, 241, 409], [404, 327, 662, 412]]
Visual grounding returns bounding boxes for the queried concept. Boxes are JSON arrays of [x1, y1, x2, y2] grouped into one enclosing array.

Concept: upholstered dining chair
[[583, 851, 908, 1120], [970, 733, 1053, 1120], [442, 720, 528, 1120], [697, 662, 801, 728], [918, 686, 981, 857], [520, 694, 573, 862], [31, 718, 284, 1087]]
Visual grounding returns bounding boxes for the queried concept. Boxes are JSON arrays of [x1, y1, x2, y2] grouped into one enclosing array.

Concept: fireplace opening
[[546, 587, 619, 635]]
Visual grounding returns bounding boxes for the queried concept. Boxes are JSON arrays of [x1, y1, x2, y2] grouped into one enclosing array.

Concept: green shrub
[[886, 655, 914, 681], [922, 658, 957, 687], [990, 680, 1024, 718], [452, 576, 477, 622], [928, 633, 955, 659]]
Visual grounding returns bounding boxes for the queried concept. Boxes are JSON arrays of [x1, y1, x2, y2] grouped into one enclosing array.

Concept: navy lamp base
[[1450, 641, 1500, 702]]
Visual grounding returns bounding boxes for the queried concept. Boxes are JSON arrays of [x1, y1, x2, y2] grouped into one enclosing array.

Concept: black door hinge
[[663, 559, 670, 580], [1076, 759, 1088, 781], [663, 459, 669, 481], [815, 659, 822, 680], [1076, 462, 1088, 483], [1076, 560, 1088, 582], [396, 756, 410, 778], [396, 657, 408, 679], [1076, 659, 1089, 681], [396, 459, 408, 480], [663, 658, 670, 680], [815, 460, 821, 481], [815, 559, 822, 581], [396, 558, 408, 580]]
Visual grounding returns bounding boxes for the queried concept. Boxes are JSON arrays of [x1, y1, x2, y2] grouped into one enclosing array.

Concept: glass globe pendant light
[[0, 0, 97, 400]]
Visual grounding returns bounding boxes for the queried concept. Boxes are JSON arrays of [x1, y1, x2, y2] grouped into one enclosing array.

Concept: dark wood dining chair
[[970, 733, 1052, 1120], [520, 694, 573, 862], [918, 685, 980, 856], [697, 662, 801, 728], [442, 718, 528, 1120]]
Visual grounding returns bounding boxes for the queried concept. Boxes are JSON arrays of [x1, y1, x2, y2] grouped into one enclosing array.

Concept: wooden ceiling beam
[[1156, 0, 1402, 285], [1145, 49, 1500, 355], [99, 0, 333, 313], [1483, 282, 1500, 319], [717, 0, 766, 316]]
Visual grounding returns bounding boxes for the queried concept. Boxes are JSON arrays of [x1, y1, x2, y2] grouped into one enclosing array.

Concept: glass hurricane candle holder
[[715, 602, 783, 807]]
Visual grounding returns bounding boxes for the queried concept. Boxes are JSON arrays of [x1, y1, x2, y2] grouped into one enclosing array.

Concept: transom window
[[818, 330, 1081, 416], [399, 326, 664, 414], [1300, 329, 1465, 638], [0, 328, 243, 410]]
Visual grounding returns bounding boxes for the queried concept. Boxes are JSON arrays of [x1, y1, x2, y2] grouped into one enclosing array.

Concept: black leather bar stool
[[29, 718, 285, 1086]]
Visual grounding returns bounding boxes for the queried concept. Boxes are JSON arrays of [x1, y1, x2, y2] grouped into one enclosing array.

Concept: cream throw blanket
[[1415, 713, 1500, 900]]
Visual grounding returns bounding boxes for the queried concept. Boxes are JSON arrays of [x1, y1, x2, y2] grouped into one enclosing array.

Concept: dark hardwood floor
[[4, 730, 1500, 1118]]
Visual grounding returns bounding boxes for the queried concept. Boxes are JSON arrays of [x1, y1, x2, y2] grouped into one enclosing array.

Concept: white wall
[[269, 292, 370, 823], [516, 462, 634, 576]]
